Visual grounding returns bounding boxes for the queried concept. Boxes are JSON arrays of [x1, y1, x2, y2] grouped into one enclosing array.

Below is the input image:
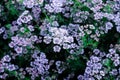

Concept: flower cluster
[[0, 55, 17, 79], [26, 52, 50, 80], [43, 27, 75, 52], [78, 48, 120, 80], [45, 0, 66, 13], [17, 10, 33, 25], [23, 0, 44, 8]]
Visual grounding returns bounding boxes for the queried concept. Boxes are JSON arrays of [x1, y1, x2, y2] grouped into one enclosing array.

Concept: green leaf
[[6, 24, 11, 29], [103, 4, 112, 13], [103, 58, 112, 67], [6, 0, 19, 16], [24, 77, 30, 80]]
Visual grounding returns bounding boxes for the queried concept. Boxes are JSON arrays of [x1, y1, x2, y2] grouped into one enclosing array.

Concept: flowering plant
[[0, 0, 120, 80]]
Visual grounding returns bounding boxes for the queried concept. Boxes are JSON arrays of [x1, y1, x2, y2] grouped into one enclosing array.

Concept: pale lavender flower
[[67, 36, 74, 43], [17, 18, 22, 25], [9, 42, 16, 48], [0, 67, 4, 73], [2, 63, 8, 68], [53, 38, 62, 44], [23, 0, 35, 8], [0, 27, 5, 34], [70, 43, 77, 48], [91, 56, 100, 63], [53, 45, 61, 52], [118, 68, 120, 74], [52, 21, 59, 27], [93, 68, 99, 74], [116, 26, 120, 33], [55, 61, 61, 67], [93, 49, 100, 55], [15, 46, 23, 54], [20, 27, 25, 33], [28, 25, 34, 31], [30, 35, 38, 42], [32, 6, 41, 14], [0, 73, 8, 79], [2, 55, 11, 62], [40, 52, 47, 59], [92, 0, 103, 4], [27, 15, 33, 21], [105, 22, 113, 32], [7, 64, 16, 71], [95, 75, 102, 80], [87, 61, 93, 67], [62, 43, 70, 49], [43, 36, 52, 44], [110, 69, 118, 75], [54, 7, 63, 13], [11, 36, 19, 41], [99, 52, 106, 57], [85, 67, 91, 74], [94, 12, 103, 20], [109, 48, 116, 54], [45, 4, 54, 13], [100, 71, 105, 76], [96, 63, 102, 69], [10, 26, 19, 32], [77, 75, 84, 80], [113, 60, 120, 66], [20, 16, 28, 23]]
